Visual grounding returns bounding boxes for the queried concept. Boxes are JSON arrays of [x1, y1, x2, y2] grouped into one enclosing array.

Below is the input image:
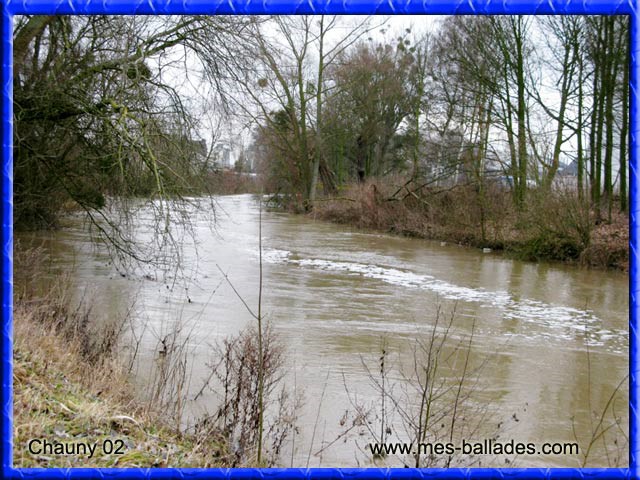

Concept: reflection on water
[[18, 194, 629, 468]]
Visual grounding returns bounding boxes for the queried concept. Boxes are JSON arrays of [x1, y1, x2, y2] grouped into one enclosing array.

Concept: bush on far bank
[[310, 177, 628, 271]]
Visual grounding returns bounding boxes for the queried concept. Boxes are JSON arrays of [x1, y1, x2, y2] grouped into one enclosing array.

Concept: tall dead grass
[[14, 245, 131, 377], [14, 243, 300, 467], [13, 244, 232, 467]]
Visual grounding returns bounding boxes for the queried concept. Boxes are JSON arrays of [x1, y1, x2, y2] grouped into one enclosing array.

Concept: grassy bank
[[310, 180, 628, 271], [13, 249, 231, 468]]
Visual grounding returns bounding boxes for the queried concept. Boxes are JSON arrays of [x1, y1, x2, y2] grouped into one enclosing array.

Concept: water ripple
[[259, 248, 628, 354]]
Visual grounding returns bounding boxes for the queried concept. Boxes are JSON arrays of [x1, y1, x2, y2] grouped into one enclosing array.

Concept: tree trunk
[[514, 18, 528, 207], [619, 21, 629, 213], [309, 16, 325, 209], [593, 18, 606, 219], [577, 45, 584, 200], [13, 16, 55, 78], [603, 17, 618, 223]]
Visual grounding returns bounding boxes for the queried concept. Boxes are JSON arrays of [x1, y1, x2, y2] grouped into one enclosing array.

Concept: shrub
[[195, 323, 299, 466]]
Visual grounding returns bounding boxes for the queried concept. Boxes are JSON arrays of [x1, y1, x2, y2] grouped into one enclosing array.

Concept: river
[[18, 194, 629, 468]]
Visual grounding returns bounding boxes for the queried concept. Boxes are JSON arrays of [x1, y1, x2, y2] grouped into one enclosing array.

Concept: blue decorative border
[[1, 1, 636, 479]]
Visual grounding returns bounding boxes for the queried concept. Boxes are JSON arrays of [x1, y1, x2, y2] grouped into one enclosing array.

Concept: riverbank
[[13, 248, 232, 468], [12, 195, 629, 468], [309, 180, 629, 271]]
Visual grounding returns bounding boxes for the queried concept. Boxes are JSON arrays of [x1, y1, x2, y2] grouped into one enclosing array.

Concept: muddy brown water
[[17, 194, 629, 468]]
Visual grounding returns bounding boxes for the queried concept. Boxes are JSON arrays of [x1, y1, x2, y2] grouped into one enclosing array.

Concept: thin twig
[[215, 264, 258, 320], [307, 370, 331, 468]]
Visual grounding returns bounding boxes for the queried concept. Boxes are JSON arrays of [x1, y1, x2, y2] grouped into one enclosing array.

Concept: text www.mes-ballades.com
[[368, 439, 579, 456]]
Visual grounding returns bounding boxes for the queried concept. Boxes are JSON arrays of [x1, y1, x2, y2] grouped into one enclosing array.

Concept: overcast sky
[[155, 15, 615, 173], [158, 16, 444, 151]]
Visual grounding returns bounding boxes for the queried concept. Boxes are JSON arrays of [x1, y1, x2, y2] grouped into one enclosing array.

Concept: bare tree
[[14, 15, 251, 265], [217, 16, 381, 209]]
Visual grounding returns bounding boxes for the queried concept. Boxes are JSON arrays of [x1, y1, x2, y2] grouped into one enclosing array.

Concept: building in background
[[212, 135, 248, 170]]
